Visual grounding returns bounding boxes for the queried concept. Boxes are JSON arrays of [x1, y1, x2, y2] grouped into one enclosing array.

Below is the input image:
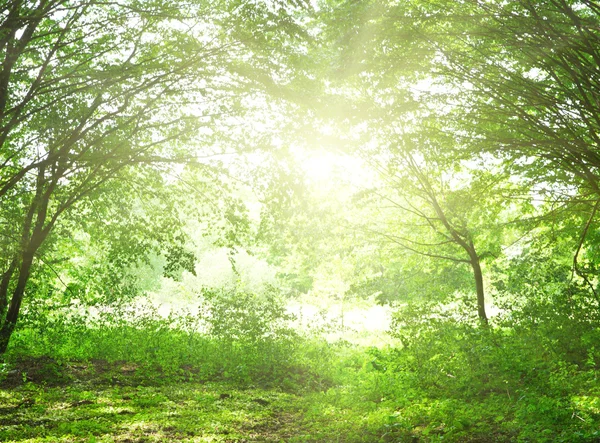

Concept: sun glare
[[300, 150, 374, 189]]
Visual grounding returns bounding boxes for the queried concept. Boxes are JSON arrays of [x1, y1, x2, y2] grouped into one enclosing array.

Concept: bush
[[4, 286, 333, 390]]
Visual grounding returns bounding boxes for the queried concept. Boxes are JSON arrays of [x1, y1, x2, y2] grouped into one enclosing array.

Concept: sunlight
[[301, 152, 335, 182], [3, 1, 598, 440], [300, 150, 375, 189], [288, 299, 393, 346]]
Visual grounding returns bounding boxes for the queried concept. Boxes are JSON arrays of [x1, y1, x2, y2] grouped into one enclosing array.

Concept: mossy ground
[[0, 357, 390, 443], [2, 353, 600, 442], [0, 358, 299, 443], [3, 320, 600, 443]]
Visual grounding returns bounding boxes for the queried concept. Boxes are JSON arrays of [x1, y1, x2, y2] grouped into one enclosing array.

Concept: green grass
[[3, 302, 600, 442], [2, 348, 600, 443], [0, 357, 387, 443], [0, 370, 301, 442]]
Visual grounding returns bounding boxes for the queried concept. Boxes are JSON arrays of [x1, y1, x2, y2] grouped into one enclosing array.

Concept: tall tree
[[310, 0, 600, 319], [400, 0, 600, 300], [0, 0, 312, 354]]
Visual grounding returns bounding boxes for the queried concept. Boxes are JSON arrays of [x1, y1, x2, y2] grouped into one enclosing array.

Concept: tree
[[355, 143, 529, 322], [302, 1, 495, 321], [0, 0, 312, 354], [308, 0, 600, 321], [324, 0, 600, 195], [390, 0, 600, 304], [430, 0, 600, 189]]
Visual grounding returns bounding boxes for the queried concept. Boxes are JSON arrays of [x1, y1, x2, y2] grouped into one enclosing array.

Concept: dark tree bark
[[0, 249, 36, 354], [467, 244, 487, 324], [0, 163, 55, 354]]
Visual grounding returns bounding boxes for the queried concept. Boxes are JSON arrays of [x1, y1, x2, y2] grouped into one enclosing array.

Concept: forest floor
[[3, 350, 599, 442], [0, 357, 391, 443]]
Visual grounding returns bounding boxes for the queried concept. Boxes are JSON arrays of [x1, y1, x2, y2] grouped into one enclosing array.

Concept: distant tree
[[308, 0, 600, 319], [400, 0, 600, 302]]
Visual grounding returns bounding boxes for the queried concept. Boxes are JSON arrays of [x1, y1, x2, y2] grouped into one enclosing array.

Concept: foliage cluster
[[3, 286, 333, 391], [293, 301, 600, 442]]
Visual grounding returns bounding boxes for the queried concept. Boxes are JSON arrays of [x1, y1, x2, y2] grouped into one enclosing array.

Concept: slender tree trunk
[[417, 165, 489, 324], [0, 248, 35, 354], [0, 259, 17, 319], [464, 239, 487, 323], [0, 163, 56, 355], [469, 252, 487, 323], [0, 213, 50, 355]]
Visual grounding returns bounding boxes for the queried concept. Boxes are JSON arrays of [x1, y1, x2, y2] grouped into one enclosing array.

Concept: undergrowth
[[1, 288, 600, 442]]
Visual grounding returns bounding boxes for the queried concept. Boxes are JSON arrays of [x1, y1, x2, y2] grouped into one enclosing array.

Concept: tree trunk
[[0, 164, 55, 355], [0, 250, 35, 354], [467, 247, 487, 324], [0, 259, 17, 319], [419, 170, 489, 324]]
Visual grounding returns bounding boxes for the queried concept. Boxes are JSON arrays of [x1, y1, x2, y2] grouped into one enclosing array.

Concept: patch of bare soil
[[0, 356, 152, 388]]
